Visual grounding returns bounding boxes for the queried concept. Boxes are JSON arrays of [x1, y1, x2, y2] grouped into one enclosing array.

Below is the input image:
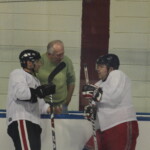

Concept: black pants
[[7, 120, 42, 150]]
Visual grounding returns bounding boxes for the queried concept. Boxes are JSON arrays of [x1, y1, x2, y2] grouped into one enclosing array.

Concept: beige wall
[[0, 0, 82, 110], [109, 0, 150, 112], [1, 0, 150, 113]]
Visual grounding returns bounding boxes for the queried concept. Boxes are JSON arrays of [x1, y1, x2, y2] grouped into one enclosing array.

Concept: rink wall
[[0, 110, 150, 150]]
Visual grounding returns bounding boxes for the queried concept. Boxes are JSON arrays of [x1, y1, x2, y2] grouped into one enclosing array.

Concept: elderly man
[[37, 40, 75, 113]]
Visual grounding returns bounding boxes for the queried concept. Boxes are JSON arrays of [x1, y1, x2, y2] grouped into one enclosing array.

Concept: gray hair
[[47, 40, 64, 54]]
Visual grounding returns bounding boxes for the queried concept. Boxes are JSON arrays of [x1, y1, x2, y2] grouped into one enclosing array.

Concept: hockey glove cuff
[[30, 88, 38, 103]]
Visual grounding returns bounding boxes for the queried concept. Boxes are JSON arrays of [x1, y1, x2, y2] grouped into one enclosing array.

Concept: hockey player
[[6, 49, 57, 150], [82, 54, 139, 150]]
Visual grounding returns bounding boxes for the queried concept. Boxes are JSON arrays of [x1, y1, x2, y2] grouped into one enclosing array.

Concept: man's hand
[[47, 105, 62, 114], [54, 105, 62, 114]]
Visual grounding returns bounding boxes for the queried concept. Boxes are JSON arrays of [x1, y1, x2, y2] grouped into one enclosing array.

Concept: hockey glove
[[36, 83, 56, 98], [82, 84, 103, 102], [84, 105, 97, 120], [30, 83, 56, 101]]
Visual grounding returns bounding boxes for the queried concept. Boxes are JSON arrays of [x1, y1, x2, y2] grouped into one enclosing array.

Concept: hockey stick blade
[[48, 62, 66, 83]]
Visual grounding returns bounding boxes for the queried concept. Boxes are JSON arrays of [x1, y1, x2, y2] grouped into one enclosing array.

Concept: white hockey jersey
[[6, 68, 49, 126], [95, 70, 137, 131]]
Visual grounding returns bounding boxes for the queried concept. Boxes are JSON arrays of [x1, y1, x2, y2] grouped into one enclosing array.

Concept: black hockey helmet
[[96, 54, 120, 70], [19, 49, 41, 68]]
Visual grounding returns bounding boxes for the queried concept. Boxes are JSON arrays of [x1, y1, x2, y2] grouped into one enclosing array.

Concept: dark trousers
[[7, 120, 42, 150]]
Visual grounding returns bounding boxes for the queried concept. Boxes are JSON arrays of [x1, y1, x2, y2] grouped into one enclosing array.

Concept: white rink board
[[0, 112, 150, 150]]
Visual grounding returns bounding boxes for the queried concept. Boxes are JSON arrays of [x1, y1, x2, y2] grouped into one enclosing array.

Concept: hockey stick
[[48, 62, 66, 83], [83, 64, 98, 150], [48, 61, 66, 150]]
